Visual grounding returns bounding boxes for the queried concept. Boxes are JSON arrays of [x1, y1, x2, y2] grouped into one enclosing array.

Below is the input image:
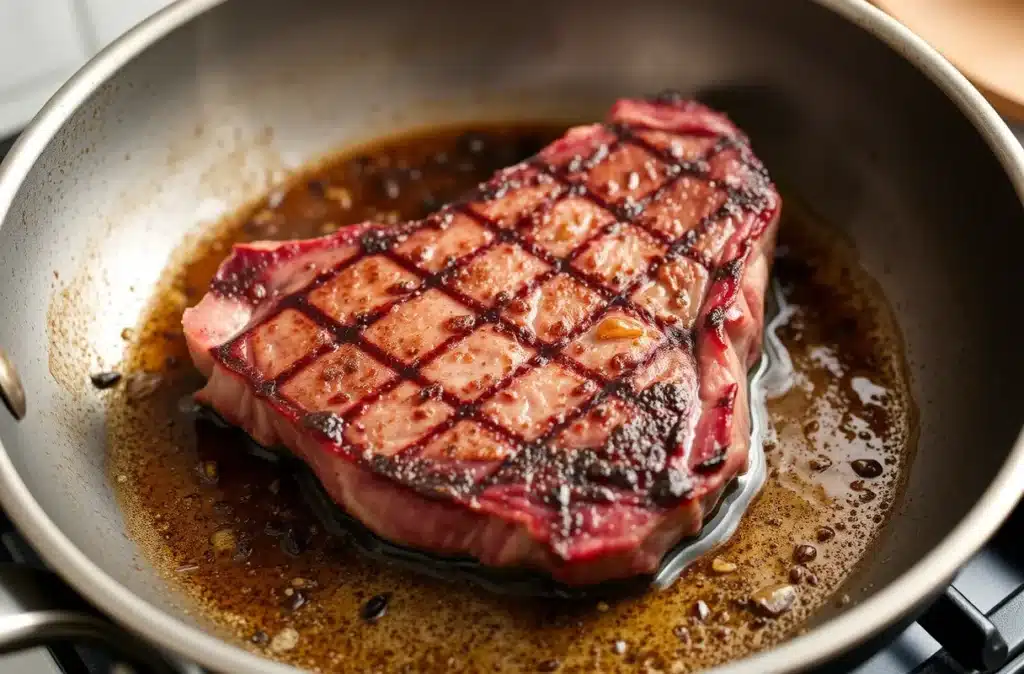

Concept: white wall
[[0, 0, 174, 137]]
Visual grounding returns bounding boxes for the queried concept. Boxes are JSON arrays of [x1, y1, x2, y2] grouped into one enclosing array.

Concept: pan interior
[[105, 121, 915, 672], [0, 0, 1020, 671]]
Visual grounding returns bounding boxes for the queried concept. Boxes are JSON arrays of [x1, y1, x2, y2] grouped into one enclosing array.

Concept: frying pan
[[0, 0, 1022, 672]]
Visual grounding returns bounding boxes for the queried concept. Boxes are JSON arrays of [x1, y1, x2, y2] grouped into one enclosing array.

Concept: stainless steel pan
[[0, 0, 1022, 672]]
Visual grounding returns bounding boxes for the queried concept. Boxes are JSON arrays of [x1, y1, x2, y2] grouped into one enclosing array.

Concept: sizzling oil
[[105, 125, 914, 673]]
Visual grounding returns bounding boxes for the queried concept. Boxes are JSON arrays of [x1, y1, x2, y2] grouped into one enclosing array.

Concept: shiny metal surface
[[0, 346, 25, 421], [0, 0, 1021, 672], [0, 565, 185, 674]]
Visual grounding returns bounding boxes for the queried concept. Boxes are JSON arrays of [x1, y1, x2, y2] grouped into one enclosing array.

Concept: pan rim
[[0, 0, 1021, 672]]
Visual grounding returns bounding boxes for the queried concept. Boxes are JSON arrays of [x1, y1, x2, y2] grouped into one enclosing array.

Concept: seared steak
[[183, 95, 781, 585]]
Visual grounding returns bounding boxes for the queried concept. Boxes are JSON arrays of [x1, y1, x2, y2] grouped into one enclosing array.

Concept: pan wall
[[0, 0, 1020, 659]]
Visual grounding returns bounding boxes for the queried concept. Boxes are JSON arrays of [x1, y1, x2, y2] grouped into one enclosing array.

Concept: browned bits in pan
[[361, 593, 391, 623], [851, 458, 883, 478], [109, 121, 913, 672], [90, 371, 122, 389], [793, 544, 818, 564]]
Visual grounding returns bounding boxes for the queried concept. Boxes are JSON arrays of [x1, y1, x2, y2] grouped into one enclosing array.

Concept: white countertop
[[0, 0, 174, 137]]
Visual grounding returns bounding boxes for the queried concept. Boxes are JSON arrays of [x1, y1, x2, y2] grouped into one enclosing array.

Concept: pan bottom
[[104, 124, 916, 672]]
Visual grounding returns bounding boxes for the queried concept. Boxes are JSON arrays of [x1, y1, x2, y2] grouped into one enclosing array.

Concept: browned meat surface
[[182, 94, 781, 584]]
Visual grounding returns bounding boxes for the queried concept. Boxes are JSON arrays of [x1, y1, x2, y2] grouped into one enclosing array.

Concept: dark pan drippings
[[105, 124, 915, 672]]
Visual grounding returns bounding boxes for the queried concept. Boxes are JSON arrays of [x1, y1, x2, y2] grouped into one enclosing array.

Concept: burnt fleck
[[537, 659, 561, 672], [387, 280, 418, 295], [716, 258, 744, 283], [264, 520, 288, 537], [706, 306, 726, 331], [585, 460, 638, 490], [361, 228, 395, 254], [793, 544, 817, 564], [419, 383, 444, 402], [361, 593, 391, 623], [250, 630, 269, 645], [695, 448, 728, 473], [608, 352, 633, 373], [90, 371, 122, 389], [302, 412, 345, 444], [788, 565, 810, 585], [851, 458, 883, 478], [650, 468, 693, 505], [809, 455, 833, 472], [617, 200, 644, 220], [232, 535, 253, 562], [280, 529, 304, 557], [445, 315, 476, 332], [282, 590, 307, 613], [212, 500, 233, 517]]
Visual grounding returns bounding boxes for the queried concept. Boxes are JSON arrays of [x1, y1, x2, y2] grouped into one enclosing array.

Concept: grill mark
[[528, 337, 679, 469], [270, 341, 338, 388], [209, 116, 777, 509]]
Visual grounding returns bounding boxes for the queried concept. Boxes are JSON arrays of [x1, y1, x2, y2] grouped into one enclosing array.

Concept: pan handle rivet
[[0, 346, 26, 420]]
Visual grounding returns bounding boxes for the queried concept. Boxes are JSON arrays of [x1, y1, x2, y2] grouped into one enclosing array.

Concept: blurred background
[[0, 0, 174, 136]]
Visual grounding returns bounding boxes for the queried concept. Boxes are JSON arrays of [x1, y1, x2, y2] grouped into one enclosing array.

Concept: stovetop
[[1, 130, 1023, 674]]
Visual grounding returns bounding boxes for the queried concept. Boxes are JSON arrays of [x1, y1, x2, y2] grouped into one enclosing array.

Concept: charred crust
[[419, 383, 444, 402], [716, 258, 744, 283], [566, 182, 588, 197], [360, 228, 395, 254], [650, 468, 694, 505], [706, 306, 727, 331], [495, 228, 517, 243], [444, 315, 476, 332], [584, 460, 639, 490], [208, 107, 771, 553], [664, 325, 694, 349], [616, 200, 645, 220], [302, 411, 345, 444], [477, 171, 529, 202], [370, 455, 478, 499], [216, 342, 235, 363], [694, 447, 728, 474], [210, 259, 271, 302], [477, 382, 697, 531]]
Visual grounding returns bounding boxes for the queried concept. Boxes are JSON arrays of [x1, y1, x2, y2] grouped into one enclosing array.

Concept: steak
[[183, 94, 781, 585]]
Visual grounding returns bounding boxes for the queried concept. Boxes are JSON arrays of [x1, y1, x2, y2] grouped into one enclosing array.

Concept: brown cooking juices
[[105, 124, 915, 672]]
